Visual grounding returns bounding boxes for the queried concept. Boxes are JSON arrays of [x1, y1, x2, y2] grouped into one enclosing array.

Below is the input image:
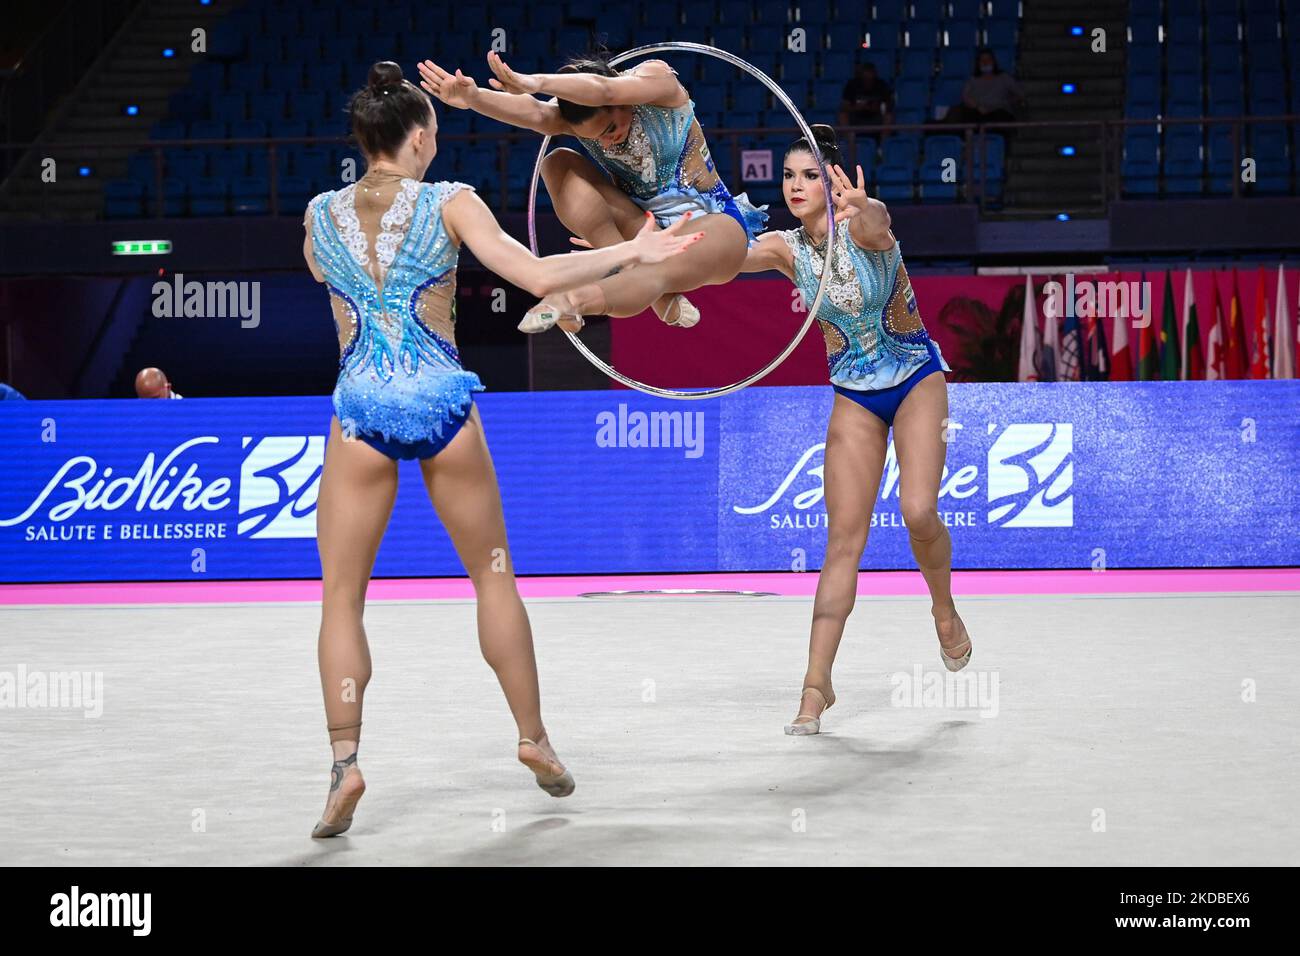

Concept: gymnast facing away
[[737, 125, 972, 735], [301, 62, 700, 837], [417, 49, 768, 333]]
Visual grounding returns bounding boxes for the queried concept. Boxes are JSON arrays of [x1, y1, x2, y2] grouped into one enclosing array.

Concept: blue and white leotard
[[778, 224, 951, 425], [307, 176, 485, 460], [573, 66, 769, 246]]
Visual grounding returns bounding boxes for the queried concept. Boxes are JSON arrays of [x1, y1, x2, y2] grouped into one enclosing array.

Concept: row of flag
[[1017, 265, 1298, 381]]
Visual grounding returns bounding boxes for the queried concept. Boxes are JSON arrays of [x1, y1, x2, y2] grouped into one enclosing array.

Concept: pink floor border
[[1, 568, 1297, 606]]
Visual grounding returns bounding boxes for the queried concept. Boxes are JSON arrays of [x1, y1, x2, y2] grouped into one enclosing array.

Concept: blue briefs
[[720, 195, 748, 239], [355, 400, 475, 461], [832, 341, 947, 428]]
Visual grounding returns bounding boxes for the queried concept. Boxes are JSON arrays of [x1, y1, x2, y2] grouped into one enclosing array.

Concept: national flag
[[1250, 267, 1270, 378], [1159, 269, 1180, 380], [1274, 265, 1296, 379], [1061, 305, 1082, 382], [1225, 268, 1247, 378], [1182, 268, 1205, 380], [1018, 274, 1041, 382], [1110, 296, 1133, 381], [1041, 275, 1061, 382], [1206, 271, 1227, 381], [1136, 271, 1159, 380], [1087, 300, 1110, 380]]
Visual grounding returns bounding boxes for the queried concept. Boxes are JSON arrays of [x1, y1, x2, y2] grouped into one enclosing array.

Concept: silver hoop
[[526, 41, 837, 400]]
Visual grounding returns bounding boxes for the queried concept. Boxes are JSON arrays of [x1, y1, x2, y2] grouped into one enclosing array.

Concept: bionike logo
[[986, 423, 1073, 527], [237, 436, 324, 538]]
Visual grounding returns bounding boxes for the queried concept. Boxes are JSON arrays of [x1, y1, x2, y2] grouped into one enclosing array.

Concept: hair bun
[[810, 123, 838, 145], [368, 61, 403, 91]]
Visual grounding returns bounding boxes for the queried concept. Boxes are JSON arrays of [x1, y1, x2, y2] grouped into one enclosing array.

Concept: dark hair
[[347, 61, 433, 159], [973, 47, 1002, 76], [555, 47, 622, 124], [785, 123, 843, 168]]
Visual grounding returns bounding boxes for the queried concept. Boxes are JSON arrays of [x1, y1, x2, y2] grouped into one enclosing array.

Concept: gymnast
[[417, 48, 768, 333], [736, 125, 974, 735], [301, 61, 700, 836]]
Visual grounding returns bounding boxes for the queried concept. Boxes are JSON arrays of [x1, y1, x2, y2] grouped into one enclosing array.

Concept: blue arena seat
[[249, 91, 288, 124], [900, 48, 934, 80], [209, 92, 247, 123], [229, 63, 265, 93], [864, 25, 901, 54], [826, 23, 861, 51], [1164, 126, 1205, 194], [821, 50, 856, 79], [267, 64, 303, 92], [290, 90, 327, 122], [944, 20, 979, 51], [876, 164, 915, 201], [985, 20, 1017, 49], [751, 24, 784, 53], [232, 177, 270, 215], [904, 21, 940, 50], [1206, 126, 1239, 193], [208, 21, 247, 60], [190, 179, 228, 216], [934, 77, 965, 113], [732, 83, 768, 114], [209, 149, 246, 181], [781, 55, 816, 83], [104, 180, 144, 218], [248, 35, 282, 64], [882, 135, 920, 167], [941, 48, 974, 78], [153, 178, 184, 216]]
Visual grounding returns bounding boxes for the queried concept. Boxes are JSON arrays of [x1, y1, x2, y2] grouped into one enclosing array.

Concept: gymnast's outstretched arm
[[485, 53, 684, 108], [442, 187, 702, 297], [417, 59, 569, 135], [738, 232, 795, 278]]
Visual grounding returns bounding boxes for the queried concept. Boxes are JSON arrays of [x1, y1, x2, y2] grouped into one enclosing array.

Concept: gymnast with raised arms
[[417, 47, 768, 333]]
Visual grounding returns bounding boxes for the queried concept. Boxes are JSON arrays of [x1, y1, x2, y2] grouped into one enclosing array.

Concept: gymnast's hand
[[568, 214, 700, 264], [417, 60, 478, 109], [485, 51, 542, 95], [628, 211, 704, 264], [828, 164, 869, 224]]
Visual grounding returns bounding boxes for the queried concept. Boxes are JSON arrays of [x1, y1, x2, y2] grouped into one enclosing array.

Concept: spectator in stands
[[135, 367, 183, 398], [838, 62, 893, 128], [943, 48, 1024, 125], [0, 381, 25, 400]]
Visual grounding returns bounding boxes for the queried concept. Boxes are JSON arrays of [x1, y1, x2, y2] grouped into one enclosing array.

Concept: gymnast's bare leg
[[787, 370, 971, 732], [314, 410, 572, 835], [539, 147, 695, 325], [786, 393, 889, 732], [416, 405, 570, 789], [314, 415, 395, 834], [536, 210, 747, 331], [890, 368, 973, 664]]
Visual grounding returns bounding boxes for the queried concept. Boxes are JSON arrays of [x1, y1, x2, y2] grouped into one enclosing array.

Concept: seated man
[[134, 367, 183, 399], [838, 62, 893, 127]]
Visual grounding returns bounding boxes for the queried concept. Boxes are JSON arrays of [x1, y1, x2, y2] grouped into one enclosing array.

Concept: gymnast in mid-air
[[737, 125, 973, 735], [417, 48, 768, 333], [301, 62, 700, 837]]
